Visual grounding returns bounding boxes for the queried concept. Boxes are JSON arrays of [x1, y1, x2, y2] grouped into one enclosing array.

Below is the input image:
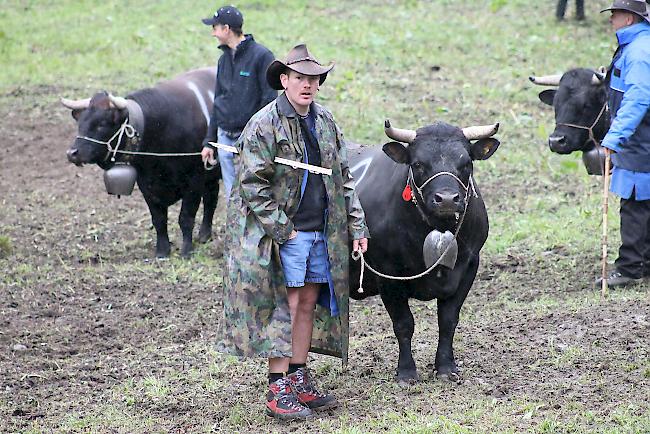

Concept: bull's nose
[[434, 192, 460, 204], [548, 135, 566, 150], [66, 148, 79, 163]]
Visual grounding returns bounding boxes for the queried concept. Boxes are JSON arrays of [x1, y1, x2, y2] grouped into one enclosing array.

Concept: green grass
[[3, 0, 649, 433]]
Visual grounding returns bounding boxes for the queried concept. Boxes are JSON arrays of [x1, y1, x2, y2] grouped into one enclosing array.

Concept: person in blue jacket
[[200, 6, 277, 199], [597, 0, 650, 288]]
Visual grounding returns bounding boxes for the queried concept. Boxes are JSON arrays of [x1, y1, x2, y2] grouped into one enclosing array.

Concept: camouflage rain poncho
[[217, 93, 369, 365]]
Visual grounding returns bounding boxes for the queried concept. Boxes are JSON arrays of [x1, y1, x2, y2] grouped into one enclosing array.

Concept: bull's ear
[[382, 141, 409, 164], [538, 89, 556, 106], [112, 108, 127, 124], [469, 138, 500, 161], [71, 109, 84, 121]]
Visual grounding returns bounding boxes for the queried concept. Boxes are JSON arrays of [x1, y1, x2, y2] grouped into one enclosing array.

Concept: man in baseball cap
[[200, 6, 276, 199], [201, 5, 244, 29]]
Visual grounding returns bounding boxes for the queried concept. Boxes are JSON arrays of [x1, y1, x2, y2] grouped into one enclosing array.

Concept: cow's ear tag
[[402, 185, 413, 201]]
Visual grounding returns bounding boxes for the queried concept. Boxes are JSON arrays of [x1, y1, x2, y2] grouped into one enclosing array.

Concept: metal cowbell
[[104, 163, 137, 196], [423, 230, 458, 269]]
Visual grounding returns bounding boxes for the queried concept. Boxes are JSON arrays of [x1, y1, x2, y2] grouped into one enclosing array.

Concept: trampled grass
[[2, 0, 648, 433]]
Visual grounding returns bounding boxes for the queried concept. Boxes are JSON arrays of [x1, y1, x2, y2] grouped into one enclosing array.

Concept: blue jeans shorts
[[279, 231, 330, 287]]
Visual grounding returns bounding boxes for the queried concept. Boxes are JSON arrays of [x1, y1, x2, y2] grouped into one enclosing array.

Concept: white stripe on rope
[[209, 142, 332, 176]]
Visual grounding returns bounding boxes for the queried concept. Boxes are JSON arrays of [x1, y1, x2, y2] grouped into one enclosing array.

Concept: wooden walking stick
[[601, 149, 611, 297]]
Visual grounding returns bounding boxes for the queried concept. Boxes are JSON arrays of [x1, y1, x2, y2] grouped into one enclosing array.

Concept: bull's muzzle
[[431, 190, 462, 216], [548, 135, 570, 154], [66, 148, 83, 166]]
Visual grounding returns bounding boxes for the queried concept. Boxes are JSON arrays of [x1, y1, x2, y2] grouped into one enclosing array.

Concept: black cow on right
[[348, 120, 500, 383], [530, 68, 609, 174]]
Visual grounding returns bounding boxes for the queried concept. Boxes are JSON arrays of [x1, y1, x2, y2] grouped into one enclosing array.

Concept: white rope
[[351, 175, 475, 293], [108, 149, 202, 157], [76, 119, 204, 161]]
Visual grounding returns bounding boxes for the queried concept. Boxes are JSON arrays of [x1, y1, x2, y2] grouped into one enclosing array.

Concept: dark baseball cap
[[201, 5, 244, 28]]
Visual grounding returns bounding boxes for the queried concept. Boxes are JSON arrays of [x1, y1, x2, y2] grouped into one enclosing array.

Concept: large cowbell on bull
[[383, 119, 499, 271], [529, 67, 608, 176], [61, 93, 139, 197], [103, 164, 137, 197]]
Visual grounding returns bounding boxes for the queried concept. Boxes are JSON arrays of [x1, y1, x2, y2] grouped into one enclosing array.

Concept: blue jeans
[[217, 129, 239, 199], [279, 231, 330, 287]]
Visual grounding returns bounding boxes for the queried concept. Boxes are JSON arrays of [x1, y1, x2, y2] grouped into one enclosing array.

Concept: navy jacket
[[203, 35, 277, 147]]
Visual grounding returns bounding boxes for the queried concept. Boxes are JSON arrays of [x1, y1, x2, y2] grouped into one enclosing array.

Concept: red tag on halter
[[402, 184, 413, 201]]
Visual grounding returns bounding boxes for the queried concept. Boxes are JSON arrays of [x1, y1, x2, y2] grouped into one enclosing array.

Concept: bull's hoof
[[197, 230, 212, 244], [435, 370, 462, 383], [155, 250, 170, 259], [396, 370, 419, 385]]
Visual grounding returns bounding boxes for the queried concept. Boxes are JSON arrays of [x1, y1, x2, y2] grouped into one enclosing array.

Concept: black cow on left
[[62, 67, 221, 258]]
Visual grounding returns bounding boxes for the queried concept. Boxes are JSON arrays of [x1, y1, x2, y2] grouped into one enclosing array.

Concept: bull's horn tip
[[528, 76, 536, 83], [384, 119, 391, 128], [494, 122, 500, 133]]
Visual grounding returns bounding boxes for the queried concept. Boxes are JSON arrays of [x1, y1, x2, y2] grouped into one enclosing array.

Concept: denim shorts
[[279, 231, 330, 287]]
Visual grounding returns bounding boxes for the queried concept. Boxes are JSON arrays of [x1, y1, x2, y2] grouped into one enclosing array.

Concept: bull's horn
[[462, 123, 499, 140], [60, 97, 91, 110], [592, 71, 606, 85], [384, 119, 416, 144], [109, 94, 128, 109], [528, 74, 562, 86]]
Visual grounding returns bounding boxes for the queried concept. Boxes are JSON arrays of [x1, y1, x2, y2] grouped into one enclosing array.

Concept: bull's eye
[[412, 162, 422, 170]]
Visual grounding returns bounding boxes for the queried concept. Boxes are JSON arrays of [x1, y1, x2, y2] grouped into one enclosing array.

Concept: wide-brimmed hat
[[266, 44, 334, 91], [600, 0, 650, 23]]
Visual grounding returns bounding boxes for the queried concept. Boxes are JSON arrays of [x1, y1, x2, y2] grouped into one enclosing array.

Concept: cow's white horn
[[60, 97, 91, 110], [384, 119, 416, 144], [462, 123, 499, 140], [528, 74, 562, 86], [109, 94, 129, 109], [592, 72, 605, 85]]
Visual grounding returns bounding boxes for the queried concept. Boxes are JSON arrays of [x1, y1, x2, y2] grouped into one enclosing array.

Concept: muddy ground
[[1, 89, 648, 433]]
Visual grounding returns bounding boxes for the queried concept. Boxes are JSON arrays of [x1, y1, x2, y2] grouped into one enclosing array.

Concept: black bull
[[62, 67, 221, 258], [348, 120, 500, 382], [530, 68, 609, 156]]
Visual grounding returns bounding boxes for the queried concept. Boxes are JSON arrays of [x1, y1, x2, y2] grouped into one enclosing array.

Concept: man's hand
[[353, 237, 368, 253], [288, 230, 298, 240], [201, 147, 215, 165]]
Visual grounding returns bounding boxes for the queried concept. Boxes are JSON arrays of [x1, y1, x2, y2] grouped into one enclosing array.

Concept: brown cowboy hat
[[600, 0, 650, 23], [266, 44, 335, 91]]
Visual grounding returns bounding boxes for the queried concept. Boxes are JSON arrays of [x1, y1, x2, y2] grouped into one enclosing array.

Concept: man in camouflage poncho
[[217, 44, 369, 420]]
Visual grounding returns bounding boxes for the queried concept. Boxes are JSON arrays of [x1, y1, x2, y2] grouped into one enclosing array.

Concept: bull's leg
[[435, 256, 479, 381], [148, 203, 171, 258], [556, 0, 568, 20], [178, 190, 202, 258], [381, 291, 418, 382], [198, 179, 219, 244]]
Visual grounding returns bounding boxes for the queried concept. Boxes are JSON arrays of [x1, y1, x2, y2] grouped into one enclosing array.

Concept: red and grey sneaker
[[266, 377, 313, 420], [288, 367, 339, 411]]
